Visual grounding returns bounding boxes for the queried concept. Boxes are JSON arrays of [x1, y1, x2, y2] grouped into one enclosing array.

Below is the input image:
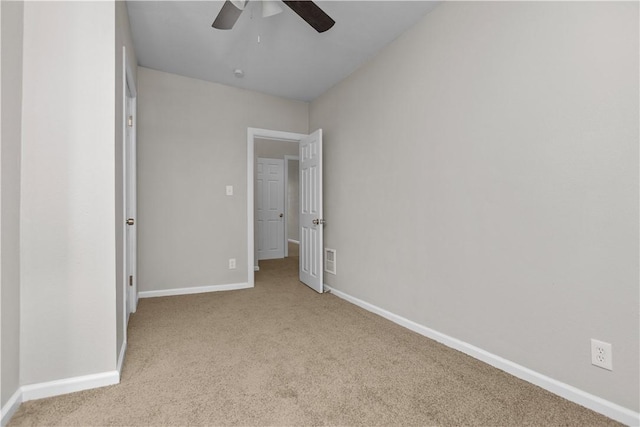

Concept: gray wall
[[255, 138, 298, 159], [137, 68, 308, 292], [115, 0, 137, 364], [310, 1, 639, 411], [20, 1, 117, 385], [287, 159, 299, 242], [1, 0, 23, 408]]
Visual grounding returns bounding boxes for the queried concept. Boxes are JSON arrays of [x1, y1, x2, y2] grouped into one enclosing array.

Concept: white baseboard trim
[[2, 369, 122, 425], [288, 239, 300, 244], [21, 370, 120, 402], [1, 388, 22, 427], [138, 282, 252, 299], [117, 341, 127, 375], [324, 285, 640, 426]]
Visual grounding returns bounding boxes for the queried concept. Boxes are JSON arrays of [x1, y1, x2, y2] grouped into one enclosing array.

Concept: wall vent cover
[[324, 248, 336, 275]]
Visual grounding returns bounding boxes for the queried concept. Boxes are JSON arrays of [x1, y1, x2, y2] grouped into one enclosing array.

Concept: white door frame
[[122, 46, 137, 346], [126, 89, 138, 316], [283, 154, 299, 258], [247, 128, 307, 285]]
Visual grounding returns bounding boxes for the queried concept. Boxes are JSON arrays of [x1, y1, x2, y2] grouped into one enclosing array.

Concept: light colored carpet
[[10, 252, 618, 426]]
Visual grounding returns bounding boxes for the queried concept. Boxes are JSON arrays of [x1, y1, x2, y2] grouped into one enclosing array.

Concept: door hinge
[[127, 116, 133, 127], [129, 275, 133, 287]]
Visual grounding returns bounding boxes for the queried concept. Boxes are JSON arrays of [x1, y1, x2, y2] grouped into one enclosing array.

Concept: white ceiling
[[127, 1, 440, 102]]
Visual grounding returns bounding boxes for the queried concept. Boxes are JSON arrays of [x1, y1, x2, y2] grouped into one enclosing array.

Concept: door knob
[[279, 213, 284, 218], [312, 219, 326, 225], [126, 218, 135, 226]]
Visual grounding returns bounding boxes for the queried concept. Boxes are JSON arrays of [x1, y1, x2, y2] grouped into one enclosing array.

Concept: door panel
[[299, 129, 323, 293], [257, 158, 285, 260], [124, 91, 137, 316]]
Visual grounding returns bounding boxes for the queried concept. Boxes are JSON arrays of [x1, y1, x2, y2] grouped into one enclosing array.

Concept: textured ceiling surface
[[127, 1, 439, 101]]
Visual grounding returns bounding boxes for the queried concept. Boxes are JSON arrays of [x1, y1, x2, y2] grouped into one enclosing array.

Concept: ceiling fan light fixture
[[213, 0, 334, 32], [262, 1, 283, 18], [230, 0, 247, 11]]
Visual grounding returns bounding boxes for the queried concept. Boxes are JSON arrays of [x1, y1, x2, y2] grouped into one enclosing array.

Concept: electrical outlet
[[228, 258, 236, 269], [591, 339, 613, 371]]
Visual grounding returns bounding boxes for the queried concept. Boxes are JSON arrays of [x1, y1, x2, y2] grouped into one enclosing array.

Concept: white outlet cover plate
[[591, 338, 613, 371]]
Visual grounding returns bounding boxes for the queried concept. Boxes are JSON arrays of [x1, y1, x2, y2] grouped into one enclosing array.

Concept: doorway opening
[[253, 139, 299, 274], [247, 128, 307, 287], [247, 127, 324, 292], [255, 153, 301, 263]]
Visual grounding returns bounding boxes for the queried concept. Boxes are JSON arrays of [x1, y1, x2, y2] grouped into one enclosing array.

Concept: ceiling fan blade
[[282, 1, 335, 33], [212, 0, 245, 30]]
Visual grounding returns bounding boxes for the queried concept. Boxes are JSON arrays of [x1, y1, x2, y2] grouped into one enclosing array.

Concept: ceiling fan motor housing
[[212, 0, 335, 33]]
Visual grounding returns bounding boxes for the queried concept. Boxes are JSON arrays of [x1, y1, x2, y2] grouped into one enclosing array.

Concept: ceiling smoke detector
[[233, 68, 244, 78]]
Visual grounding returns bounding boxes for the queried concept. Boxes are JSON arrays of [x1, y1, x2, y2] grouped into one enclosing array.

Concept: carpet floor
[[9, 252, 618, 426]]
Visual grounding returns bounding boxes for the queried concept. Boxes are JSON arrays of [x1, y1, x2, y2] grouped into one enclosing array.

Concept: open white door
[[124, 85, 137, 315], [299, 129, 324, 293]]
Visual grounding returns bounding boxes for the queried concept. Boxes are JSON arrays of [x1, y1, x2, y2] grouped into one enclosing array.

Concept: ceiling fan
[[212, 0, 335, 33]]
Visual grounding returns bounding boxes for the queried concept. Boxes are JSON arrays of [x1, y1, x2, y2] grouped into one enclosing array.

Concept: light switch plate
[[226, 185, 233, 196]]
